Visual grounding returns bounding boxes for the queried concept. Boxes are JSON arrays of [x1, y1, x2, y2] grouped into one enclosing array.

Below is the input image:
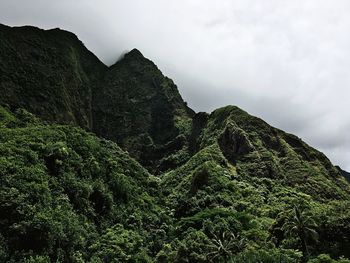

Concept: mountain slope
[[160, 106, 350, 261], [165, 106, 348, 202], [92, 48, 194, 172], [0, 24, 107, 129], [0, 24, 350, 263], [0, 105, 164, 262], [0, 24, 193, 172], [337, 166, 350, 183]]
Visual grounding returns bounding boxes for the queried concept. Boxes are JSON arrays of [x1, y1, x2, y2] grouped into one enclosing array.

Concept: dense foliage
[[0, 105, 170, 262], [0, 24, 350, 262]]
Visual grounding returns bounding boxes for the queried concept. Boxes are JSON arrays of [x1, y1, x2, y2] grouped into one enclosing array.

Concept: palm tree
[[281, 205, 318, 262], [207, 231, 246, 261]]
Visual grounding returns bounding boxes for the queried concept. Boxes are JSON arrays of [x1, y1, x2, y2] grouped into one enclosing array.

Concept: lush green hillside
[[160, 106, 350, 262], [0, 105, 168, 262], [0, 24, 350, 263]]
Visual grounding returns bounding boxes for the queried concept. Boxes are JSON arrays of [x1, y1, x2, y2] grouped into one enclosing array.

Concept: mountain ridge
[[0, 23, 194, 172], [0, 24, 350, 262]]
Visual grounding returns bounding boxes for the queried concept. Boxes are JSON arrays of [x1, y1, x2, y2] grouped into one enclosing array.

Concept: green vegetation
[[0, 105, 166, 262], [0, 24, 106, 129], [0, 24, 349, 262]]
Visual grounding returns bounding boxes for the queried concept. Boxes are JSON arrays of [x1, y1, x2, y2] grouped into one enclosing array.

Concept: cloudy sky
[[1, 0, 349, 170]]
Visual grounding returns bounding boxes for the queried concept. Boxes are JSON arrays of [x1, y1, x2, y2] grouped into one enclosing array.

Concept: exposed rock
[[218, 122, 254, 163]]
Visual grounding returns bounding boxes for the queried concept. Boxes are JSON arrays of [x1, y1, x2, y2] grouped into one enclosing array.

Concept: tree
[[207, 231, 246, 262], [281, 205, 318, 262]]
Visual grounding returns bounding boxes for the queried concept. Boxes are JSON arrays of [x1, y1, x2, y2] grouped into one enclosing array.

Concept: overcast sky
[[1, 0, 349, 170]]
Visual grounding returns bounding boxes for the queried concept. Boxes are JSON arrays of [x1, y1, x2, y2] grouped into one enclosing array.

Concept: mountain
[[92, 48, 194, 172], [0, 24, 106, 129], [0, 24, 193, 172], [337, 166, 350, 183], [0, 24, 350, 263]]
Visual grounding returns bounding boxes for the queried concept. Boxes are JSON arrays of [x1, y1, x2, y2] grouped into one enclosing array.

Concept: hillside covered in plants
[[0, 24, 349, 263]]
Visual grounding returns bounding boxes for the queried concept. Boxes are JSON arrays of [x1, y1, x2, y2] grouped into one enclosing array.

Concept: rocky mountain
[[0, 24, 349, 263]]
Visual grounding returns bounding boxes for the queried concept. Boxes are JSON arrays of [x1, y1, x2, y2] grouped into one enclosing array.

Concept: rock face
[[1, 24, 350, 262], [218, 122, 254, 163]]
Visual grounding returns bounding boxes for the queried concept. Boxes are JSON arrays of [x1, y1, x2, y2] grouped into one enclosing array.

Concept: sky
[[0, 0, 349, 170]]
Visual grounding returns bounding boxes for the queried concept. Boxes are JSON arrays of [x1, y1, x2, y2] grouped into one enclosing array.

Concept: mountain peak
[[110, 48, 151, 69], [93, 47, 194, 172], [125, 48, 144, 58]]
